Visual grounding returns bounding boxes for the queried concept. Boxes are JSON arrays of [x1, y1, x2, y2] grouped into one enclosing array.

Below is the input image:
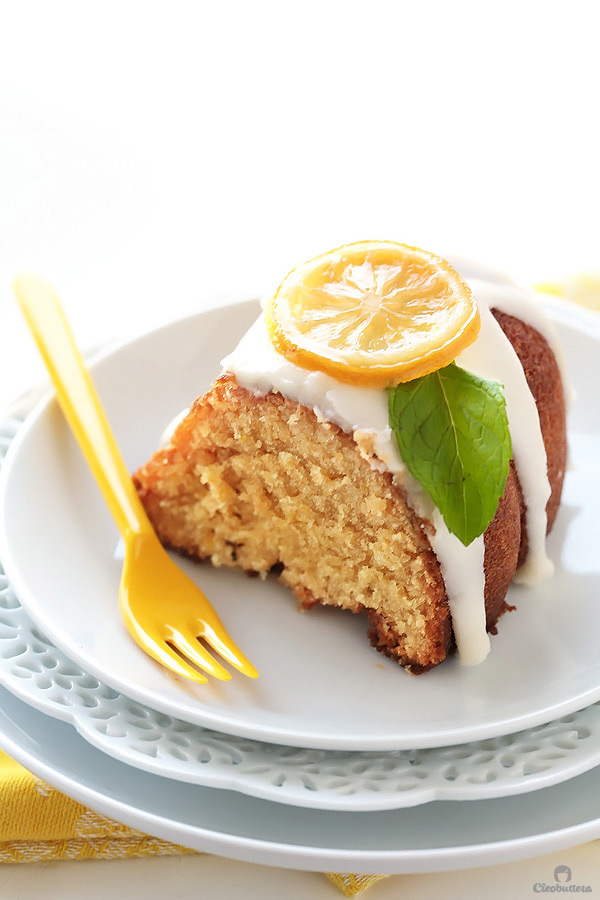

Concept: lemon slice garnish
[[264, 241, 481, 386]]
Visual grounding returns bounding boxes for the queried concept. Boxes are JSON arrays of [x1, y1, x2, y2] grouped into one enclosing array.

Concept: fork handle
[[14, 275, 152, 541]]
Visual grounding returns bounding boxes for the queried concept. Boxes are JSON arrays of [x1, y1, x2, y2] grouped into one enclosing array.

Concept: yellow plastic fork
[[14, 275, 258, 685]]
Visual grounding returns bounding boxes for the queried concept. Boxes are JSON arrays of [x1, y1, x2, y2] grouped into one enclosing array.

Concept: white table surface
[[0, 843, 598, 900], [1, 1, 600, 896]]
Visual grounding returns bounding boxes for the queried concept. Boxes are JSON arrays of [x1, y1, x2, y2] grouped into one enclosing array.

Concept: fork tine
[[167, 628, 233, 681], [141, 636, 210, 684], [197, 623, 259, 678]]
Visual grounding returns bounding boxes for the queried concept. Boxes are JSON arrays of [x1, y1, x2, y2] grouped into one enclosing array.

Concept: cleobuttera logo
[[555, 867, 573, 884], [532, 863, 592, 892]]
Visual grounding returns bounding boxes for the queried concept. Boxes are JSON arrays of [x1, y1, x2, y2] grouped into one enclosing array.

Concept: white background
[[1, 1, 599, 896], [1, 0, 600, 407]]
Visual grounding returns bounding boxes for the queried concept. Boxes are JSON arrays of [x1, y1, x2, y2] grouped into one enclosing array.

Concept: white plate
[[2, 683, 600, 875], [1, 298, 599, 751]]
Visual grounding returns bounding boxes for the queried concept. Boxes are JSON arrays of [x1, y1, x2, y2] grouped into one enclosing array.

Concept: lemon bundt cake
[[134, 243, 567, 673]]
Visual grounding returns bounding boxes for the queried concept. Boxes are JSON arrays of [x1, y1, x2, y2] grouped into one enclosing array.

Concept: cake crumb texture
[[134, 375, 453, 671]]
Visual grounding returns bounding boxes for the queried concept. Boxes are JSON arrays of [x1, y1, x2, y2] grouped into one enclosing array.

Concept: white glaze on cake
[[221, 260, 561, 667]]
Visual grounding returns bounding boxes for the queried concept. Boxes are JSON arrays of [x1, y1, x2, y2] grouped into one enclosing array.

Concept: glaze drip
[[221, 259, 559, 666]]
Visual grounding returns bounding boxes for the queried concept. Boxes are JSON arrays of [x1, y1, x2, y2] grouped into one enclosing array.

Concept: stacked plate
[[1, 297, 600, 875]]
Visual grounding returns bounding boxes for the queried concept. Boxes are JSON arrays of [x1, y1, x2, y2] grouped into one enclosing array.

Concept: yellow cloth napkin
[[0, 750, 386, 896], [0, 749, 194, 864]]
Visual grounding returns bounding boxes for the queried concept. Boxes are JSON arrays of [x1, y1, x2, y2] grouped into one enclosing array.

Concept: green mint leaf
[[387, 364, 512, 546]]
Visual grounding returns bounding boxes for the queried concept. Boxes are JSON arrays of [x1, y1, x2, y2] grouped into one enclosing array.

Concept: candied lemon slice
[[264, 241, 481, 386]]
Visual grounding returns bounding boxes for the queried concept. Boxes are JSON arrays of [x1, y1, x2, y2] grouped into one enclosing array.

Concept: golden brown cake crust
[[491, 309, 567, 565]]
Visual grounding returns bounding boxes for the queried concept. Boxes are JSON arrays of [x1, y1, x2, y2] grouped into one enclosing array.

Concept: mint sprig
[[387, 364, 512, 546]]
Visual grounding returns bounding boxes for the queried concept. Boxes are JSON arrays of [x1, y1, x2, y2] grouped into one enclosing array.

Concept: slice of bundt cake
[[133, 243, 567, 673]]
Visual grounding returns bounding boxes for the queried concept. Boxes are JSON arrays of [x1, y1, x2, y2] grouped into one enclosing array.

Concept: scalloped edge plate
[[3, 681, 600, 874]]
